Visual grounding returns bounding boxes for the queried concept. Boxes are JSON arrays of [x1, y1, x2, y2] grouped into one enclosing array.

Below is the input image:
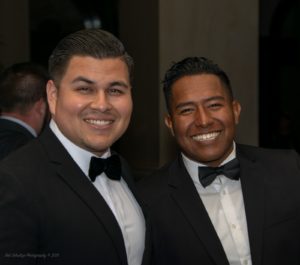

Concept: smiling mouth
[[85, 119, 113, 126], [192, 131, 220, 142]]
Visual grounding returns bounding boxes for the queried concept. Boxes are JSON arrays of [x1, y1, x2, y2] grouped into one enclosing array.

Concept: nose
[[90, 90, 112, 112], [194, 107, 213, 127]]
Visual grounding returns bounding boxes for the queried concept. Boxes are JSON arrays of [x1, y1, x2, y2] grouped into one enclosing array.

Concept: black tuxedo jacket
[[0, 127, 147, 265], [138, 144, 300, 265], [0, 118, 34, 160]]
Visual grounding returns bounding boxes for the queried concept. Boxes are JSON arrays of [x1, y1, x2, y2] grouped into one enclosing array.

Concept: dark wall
[[29, 0, 160, 178], [259, 0, 300, 152]]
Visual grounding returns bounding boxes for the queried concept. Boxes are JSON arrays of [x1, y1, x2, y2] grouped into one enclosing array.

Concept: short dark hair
[[48, 29, 134, 85], [162, 56, 233, 113], [0, 62, 49, 113]]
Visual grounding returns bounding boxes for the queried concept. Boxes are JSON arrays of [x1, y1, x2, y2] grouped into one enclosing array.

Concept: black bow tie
[[88, 154, 122, 182], [198, 158, 240, 188]]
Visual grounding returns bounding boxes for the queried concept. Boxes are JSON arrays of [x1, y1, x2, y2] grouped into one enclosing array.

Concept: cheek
[[172, 120, 190, 138], [118, 99, 133, 120], [57, 96, 86, 114], [223, 116, 237, 136]]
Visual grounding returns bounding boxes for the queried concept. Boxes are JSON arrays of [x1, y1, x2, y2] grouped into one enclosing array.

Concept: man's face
[[165, 74, 241, 167], [47, 56, 132, 156]]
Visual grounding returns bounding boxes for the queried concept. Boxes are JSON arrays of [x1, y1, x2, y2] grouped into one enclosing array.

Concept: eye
[[179, 107, 194, 115], [108, 87, 124, 96], [76, 87, 93, 94], [208, 102, 223, 109]]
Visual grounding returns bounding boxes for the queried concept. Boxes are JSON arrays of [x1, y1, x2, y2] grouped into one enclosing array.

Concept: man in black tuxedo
[[138, 57, 300, 265], [0, 62, 49, 160], [0, 29, 146, 265]]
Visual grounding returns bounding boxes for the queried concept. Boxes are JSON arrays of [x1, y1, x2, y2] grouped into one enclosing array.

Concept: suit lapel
[[237, 146, 265, 265], [168, 156, 230, 265], [39, 128, 128, 265], [168, 148, 266, 265], [117, 154, 138, 199]]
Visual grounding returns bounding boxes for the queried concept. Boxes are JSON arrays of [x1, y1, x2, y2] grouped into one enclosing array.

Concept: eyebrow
[[71, 76, 95, 84], [71, 76, 130, 88], [109, 81, 130, 89], [175, 96, 225, 110]]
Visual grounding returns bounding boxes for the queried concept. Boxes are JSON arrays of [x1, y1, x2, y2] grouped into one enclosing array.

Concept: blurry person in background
[[0, 62, 49, 160]]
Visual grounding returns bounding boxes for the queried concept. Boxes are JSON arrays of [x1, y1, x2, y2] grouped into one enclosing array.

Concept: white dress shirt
[[182, 143, 252, 265], [50, 120, 145, 265]]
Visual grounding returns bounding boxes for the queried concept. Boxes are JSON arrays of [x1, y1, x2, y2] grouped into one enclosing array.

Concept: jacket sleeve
[[0, 168, 39, 265]]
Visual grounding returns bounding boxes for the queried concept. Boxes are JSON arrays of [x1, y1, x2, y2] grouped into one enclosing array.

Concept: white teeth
[[85, 119, 112, 125], [192, 132, 220, 141]]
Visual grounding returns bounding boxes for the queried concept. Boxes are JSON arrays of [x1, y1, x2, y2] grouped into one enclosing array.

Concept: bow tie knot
[[88, 154, 121, 182], [198, 158, 240, 188]]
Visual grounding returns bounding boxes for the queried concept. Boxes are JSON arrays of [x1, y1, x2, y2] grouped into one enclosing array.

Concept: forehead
[[171, 74, 229, 101], [61, 56, 130, 82], [66, 55, 127, 71]]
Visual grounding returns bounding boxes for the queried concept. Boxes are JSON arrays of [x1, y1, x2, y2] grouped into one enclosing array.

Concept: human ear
[[164, 114, 175, 136], [34, 99, 46, 117], [232, 100, 241, 125], [46, 80, 58, 116]]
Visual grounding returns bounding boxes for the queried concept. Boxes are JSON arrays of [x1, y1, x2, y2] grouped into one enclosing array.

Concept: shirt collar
[[0, 115, 37, 137], [49, 119, 110, 177]]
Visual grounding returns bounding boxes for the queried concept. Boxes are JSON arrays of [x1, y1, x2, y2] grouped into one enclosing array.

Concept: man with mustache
[[138, 56, 300, 265]]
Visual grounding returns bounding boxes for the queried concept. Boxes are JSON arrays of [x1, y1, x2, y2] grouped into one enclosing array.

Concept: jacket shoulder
[[237, 143, 300, 166], [237, 143, 298, 156]]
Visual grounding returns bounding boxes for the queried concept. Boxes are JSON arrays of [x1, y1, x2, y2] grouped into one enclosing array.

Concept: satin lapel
[[117, 155, 152, 265], [117, 154, 137, 198], [39, 128, 128, 265], [113, 153, 145, 216], [168, 156, 230, 265], [237, 147, 265, 265]]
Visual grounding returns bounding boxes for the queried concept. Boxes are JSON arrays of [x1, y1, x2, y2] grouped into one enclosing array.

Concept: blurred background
[[0, 0, 299, 178]]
